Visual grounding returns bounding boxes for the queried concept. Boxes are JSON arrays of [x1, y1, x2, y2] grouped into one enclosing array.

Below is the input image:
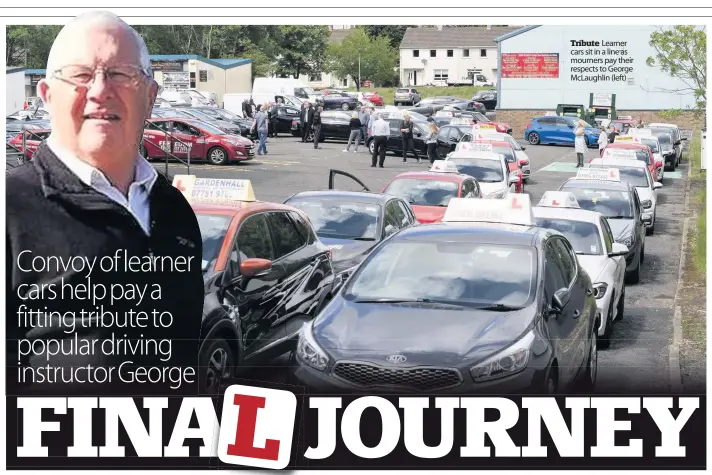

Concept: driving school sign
[[172, 175, 257, 205]]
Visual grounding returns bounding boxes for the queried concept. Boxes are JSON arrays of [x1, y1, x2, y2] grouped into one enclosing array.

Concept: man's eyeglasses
[[51, 65, 151, 88]]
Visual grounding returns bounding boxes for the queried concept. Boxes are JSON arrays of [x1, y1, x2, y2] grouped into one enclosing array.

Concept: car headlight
[[225, 139, 240, 146], [641, 200, 652, 209], [470, 331, 535, 382], [592, 282, 608, 299], [487, 190, 506, 199], [296, 320, 329, 372], [617, 235, 634, 248]]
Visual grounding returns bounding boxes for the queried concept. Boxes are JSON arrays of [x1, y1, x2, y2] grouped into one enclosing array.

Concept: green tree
[[647, 25, 707, 110], [5, 25, 62, 69], [364, 25, 411, 48], [274, 25, 329, 78], [326, 28, 398, 90]]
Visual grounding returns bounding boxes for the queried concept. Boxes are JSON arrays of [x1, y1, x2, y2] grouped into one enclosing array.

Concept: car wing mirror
[[240, 258, 272, 278], [609, 242, 629, 257], [508, 175, 520, 185], [520, 146, 527, 150], [653, 182, 663, 190], [551, 288, 570, 313]]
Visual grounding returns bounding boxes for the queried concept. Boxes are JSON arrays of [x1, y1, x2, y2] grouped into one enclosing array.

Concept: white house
[[7, 66, 25, 115], [399, 26, 518, 87]]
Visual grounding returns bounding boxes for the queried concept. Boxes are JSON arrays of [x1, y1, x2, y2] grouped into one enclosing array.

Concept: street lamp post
[[358, 54, 361, 92]]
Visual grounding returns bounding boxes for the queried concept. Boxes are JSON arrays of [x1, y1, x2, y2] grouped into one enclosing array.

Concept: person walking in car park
[[358, 106, 369, 147], [301, 102, 314, 143], [251, 105, 269, 155], [312, 106, 323, 149], [371, 114, 390, 168], [344, 111, 362, 153], [400, 112, 422, 164], [598, 127, 609, 157], [425, 119, 439, 163], [368, 107, 377, 137], [574, 120, 587, 167], [608, 126, 619, 144], [267, 102, 279, 138]]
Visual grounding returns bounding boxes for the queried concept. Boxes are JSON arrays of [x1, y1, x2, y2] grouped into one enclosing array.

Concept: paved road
[[155, 133, 691, 394]]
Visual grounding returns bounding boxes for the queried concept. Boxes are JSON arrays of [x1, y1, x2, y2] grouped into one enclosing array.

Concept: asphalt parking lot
[[154, 133, 691, 394]]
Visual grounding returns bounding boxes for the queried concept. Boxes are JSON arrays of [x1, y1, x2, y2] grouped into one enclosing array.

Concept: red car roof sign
[[172, 174, 257, 205], [429, 160, 459, 173], [456, 142, 493, 153], [538, 191, 581, 209], [443, 194, 534, 226], [576, 167, 621, 182]]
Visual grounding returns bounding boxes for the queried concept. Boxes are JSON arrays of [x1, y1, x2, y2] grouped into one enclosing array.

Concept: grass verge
[[679, 133, 706, 392], [346, 86, 491, 105]]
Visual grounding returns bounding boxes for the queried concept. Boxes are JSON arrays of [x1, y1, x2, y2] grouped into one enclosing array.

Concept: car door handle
[[573, 309, 581, 318]]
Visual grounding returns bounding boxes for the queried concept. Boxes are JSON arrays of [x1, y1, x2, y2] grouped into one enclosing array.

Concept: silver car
[[394, 88, 421, 106]]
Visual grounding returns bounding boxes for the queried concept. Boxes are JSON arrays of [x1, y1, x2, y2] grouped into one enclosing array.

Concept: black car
[[197, 201, 335, 393], [559, 177, 648, 283], [435, 124, 473, 158], [191, 107, 257, 139], [293, 215, 599, 394], [366, 118, 429, 157], [291, 110, 353, 142], [472, 90, 497, 111], [171, 107, 244, 136], [269, 105, 302, 133], [648, 126, 683, 169], [284, 170, 418, 294], [318, 92, 359, 111]]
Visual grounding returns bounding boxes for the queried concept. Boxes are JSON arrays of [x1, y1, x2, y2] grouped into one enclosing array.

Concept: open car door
[[328, 169, 371, 192]]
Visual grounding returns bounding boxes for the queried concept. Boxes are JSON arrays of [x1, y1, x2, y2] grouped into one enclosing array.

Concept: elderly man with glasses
[[6, 11, 204, 396]]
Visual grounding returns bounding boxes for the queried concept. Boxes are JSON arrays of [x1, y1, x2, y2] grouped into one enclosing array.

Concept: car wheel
[[341, 102, 350, 111], [545, 368, 558, 394], [199, 338, 235, 395], [528, 132, 540, 145], [598, 299, 613, 350], [576, 318, 598, 392], [307, 130, 315, 142], [140, 144, 149, 160], [616, 287, 625, 321], [626, 252, 641, 284], [207, 146, 228, 165], [368, 139, 375, 155]]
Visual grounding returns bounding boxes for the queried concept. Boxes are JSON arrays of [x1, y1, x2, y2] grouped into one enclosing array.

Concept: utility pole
[[358, 54, 361, 92]]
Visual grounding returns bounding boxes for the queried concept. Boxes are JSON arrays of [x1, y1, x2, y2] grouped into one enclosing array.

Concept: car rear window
[[396, 89, 410, 93]]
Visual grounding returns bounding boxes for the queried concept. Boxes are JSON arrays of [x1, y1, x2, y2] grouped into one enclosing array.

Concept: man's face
[[39, 25, 157, 158]]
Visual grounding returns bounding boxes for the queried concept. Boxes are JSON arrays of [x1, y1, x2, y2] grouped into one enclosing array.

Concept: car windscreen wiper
[[352, 297, 467, 307], [352, 237, 376, 241], [606, 215, 632, 219], [475, 303, 524, 312]]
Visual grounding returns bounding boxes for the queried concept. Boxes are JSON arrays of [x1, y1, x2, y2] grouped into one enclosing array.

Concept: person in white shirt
[[371, 114, 390, 168], [598, 128, 609, 157]]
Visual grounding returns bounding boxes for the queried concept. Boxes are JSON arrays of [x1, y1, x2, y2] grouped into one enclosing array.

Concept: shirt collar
[[46, 134, 158, 193]]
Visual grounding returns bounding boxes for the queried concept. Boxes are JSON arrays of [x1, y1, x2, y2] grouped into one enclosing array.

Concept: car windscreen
[[591, 165, 649, 188], [284, 198, 381, 241], [188, 120, 225, 135], [650, 131, 673, 146], [560, 185, 634, 219], [448, 158, 504, 182], [640, 138, 659, 153], [491, 145, 516, 163], [344, 242, 537, 308], [535, 218, 603, 256], [196, 214, 232, 272], [384, 178, 459, 207]]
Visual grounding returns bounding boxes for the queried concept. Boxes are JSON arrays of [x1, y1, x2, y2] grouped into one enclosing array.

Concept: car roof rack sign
[[172, 174, 257, 205], [455, 142, 494, 153], [442, 194, 534, 226], [603, 148, 639, 161], [430, 160, 460, 173], [614, 135, 643, 144], [537, 191, 581, 209], [575, 167, 621, 182]]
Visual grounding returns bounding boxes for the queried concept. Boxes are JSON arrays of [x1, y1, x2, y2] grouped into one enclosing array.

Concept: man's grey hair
[[46, 11, 151, 74]]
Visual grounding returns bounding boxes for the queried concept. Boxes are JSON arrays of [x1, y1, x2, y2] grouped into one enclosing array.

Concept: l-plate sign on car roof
[[575, 167, 621, 182], [537, 191, 581, 209], [442, 194, 534, 226], [430, 160, 460, 173], [455, 142, 494, 153], [603, 148, 639, 161], [172, 174, 257, 205]]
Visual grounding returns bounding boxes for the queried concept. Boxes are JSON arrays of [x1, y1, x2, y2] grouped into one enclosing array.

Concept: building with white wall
[[399, 26, 517, 87], [7, 66, 25, 115], [494, 25, 704, 132]]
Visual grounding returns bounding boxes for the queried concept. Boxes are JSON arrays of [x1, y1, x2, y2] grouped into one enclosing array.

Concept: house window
[[480, 49, 487, 57], [343, 78, 348, 87], [463, 49, 470, 57], [434, 69, 449, 81], [447, 50, 453, 57], [309, 74, 320, 82], [430, 50, 436, 57], [413, 50, 419, 57]]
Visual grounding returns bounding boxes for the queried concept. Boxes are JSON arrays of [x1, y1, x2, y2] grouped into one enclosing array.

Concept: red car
[[596, 142, 660, 182], [381, 161, 483, 224], [470, 139, 524, 193], [142, 118, 254, 165], [7, 129, 51, 160], [361, 92, 384, 106]]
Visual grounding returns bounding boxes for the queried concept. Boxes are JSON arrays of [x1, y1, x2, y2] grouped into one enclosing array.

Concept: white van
[[252, 78, 320, 103], [223, 93, 303, 117]]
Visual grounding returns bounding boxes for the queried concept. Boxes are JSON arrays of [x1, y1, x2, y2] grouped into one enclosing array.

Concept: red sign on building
[[501, 53, 560, 79]]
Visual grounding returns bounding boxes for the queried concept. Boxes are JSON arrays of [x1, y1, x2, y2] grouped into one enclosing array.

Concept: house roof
[[7, 66, 25, 74], [329, 29, 351, 44], [148, 55, 252, 70], [494, 25, 541, 42], [25, 69, 45, 75], [400, 26, 520, 49]]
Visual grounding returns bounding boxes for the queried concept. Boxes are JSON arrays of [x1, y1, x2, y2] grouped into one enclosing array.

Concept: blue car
[[524, 116, 600, 147]]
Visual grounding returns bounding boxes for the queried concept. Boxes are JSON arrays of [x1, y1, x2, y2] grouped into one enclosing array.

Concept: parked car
[[318, 92, 359, 111], [291, 110, 354, 142], [471, 90, 497, 110], [7, 128, 51, 160], [435, 124, 475, 158], [366, 118, 430, 157], [524, 116, 600, 147], [394, 88, 421, 106], [190, 107, 256, 139], [142, 118, 254, 165], [172, 106, 244, 136]]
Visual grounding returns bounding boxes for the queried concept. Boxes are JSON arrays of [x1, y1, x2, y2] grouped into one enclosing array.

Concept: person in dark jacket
[[267, 102, 279, 138], [313, 106, 323, 149], [344, 111, 362, 152], [301, 102, 314, 142], [6, 12, 203, 397], [242, 98, 249, 118], [400, 112, 422, 163]]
